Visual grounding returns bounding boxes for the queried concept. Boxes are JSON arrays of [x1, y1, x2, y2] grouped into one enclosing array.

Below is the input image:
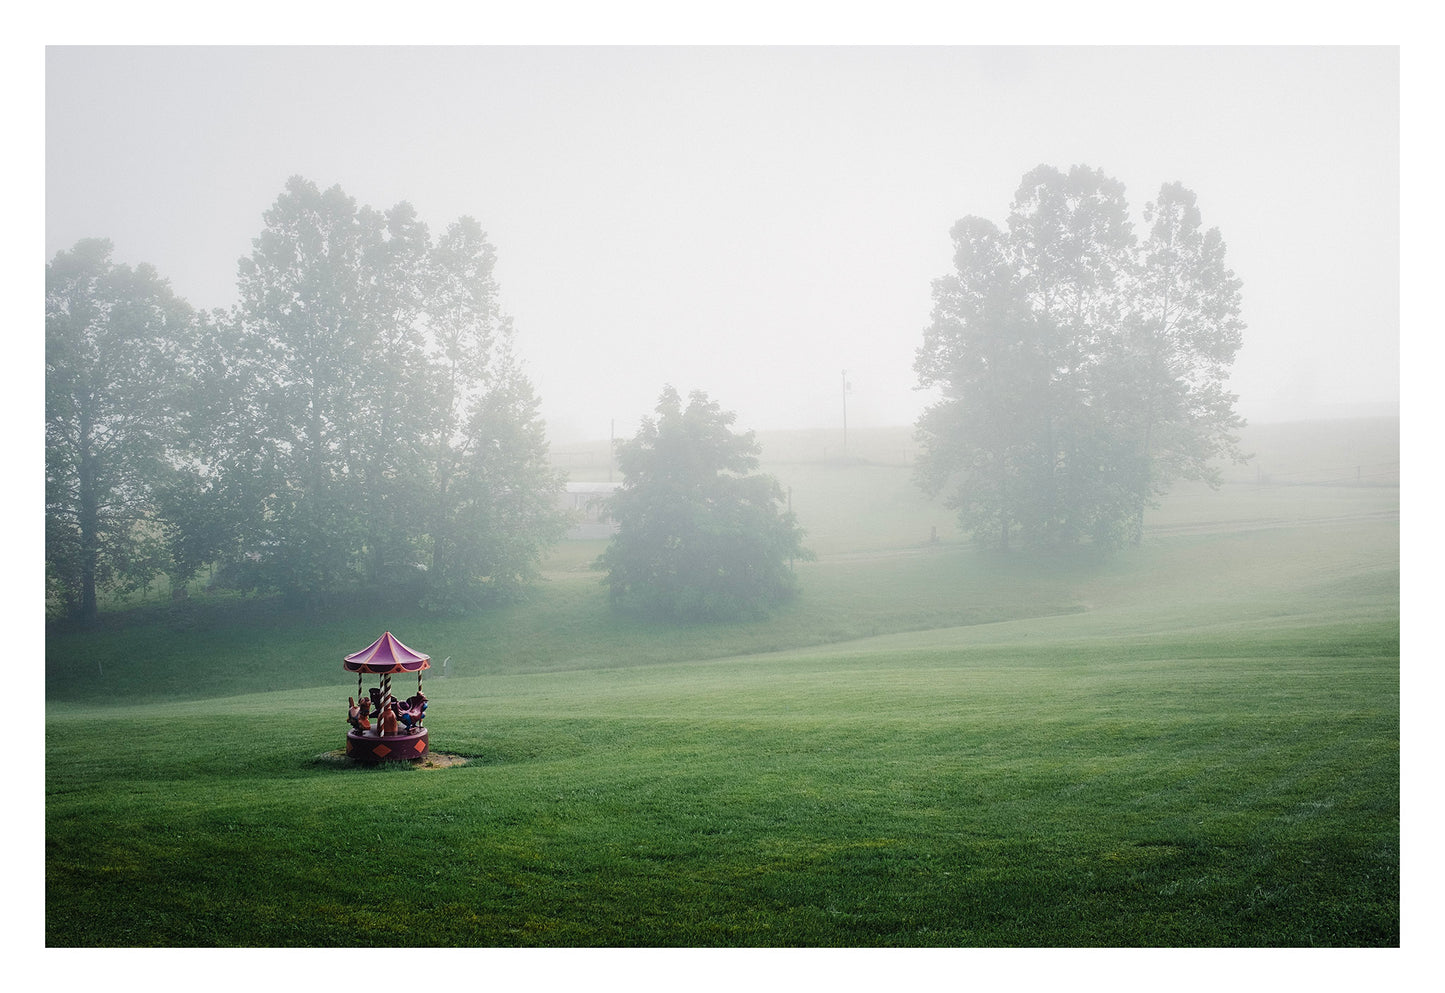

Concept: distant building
[[561, 481, 620, 539]]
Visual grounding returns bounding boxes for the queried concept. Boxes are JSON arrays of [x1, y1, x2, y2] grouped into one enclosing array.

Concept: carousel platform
[[345, 727, 429, 762]]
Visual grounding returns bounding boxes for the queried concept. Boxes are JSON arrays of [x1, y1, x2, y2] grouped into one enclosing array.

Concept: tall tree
[[422, 349, 570, 612], [915, 165, 1245, 552], [210, 176, 566, 607], [598, 388, 812, 620], [417, 214, 571, 613], [351, 200, 433, 587], [1121, 182, 1248, 537], [1008, 164, 1139, 545], [234, 177, 376, 596], [421, 215, 507, 597], [46, 239, 193, 622], [154, 306, 275, 591], [915, 217, 1045, 550], [232, 178, 447, 598]]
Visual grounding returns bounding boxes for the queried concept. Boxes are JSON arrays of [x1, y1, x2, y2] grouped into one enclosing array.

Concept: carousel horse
[[379, 700, 399, 737], [397, 691, 428, 730], [347, 696, 370, 731]]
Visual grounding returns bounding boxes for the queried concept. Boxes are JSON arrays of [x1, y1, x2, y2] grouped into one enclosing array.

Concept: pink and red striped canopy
[[342, 631, 431, 674]]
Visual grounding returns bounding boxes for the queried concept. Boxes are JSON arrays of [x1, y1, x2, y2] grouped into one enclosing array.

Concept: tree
[[597, 387, 812, 620], [418, 215, 543, 608], [349, 199, 434, 588], [421, 352, 570, 612], [416, 215, 571, 612], [203, 176, 566, 607], [914, 165, 1245, 552], [1122, 182, 1248, 536], [914, 217, 1046, 551], [46, 239, 193, 622], [153, 307, 275, 592], [230, 178, 371, 595]]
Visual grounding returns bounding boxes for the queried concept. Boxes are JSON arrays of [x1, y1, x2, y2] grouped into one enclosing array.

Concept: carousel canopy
[[343, 631, 432, 674]]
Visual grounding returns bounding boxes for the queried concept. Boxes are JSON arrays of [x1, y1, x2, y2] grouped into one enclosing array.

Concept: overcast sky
[[45, 45, 1399, 442]]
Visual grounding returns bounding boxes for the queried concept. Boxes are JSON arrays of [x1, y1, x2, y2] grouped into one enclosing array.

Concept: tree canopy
[[218, 177, 570, 609], [45, 178, 569, 620], [46, 239, 194, 623], [597, 387, 812, 620], [914, 165, 1246, 551]]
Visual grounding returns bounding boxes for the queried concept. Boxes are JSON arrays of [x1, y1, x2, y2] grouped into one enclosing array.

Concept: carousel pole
[[381, 672, 392, 734]]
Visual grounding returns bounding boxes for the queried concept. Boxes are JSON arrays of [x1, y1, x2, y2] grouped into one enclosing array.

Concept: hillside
[[553, 417, 1400, 483], [45, 413, 1400, 947]]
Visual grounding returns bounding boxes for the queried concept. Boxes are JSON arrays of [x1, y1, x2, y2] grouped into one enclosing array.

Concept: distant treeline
[[47, 177, 570, 624], [48, 164, 1324, 624]]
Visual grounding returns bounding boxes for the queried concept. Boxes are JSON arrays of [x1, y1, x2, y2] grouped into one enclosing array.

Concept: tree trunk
[[77, 405, 100, 626]]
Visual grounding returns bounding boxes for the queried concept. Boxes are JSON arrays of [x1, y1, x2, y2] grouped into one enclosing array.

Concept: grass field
[[44, 420, 1400, 948]]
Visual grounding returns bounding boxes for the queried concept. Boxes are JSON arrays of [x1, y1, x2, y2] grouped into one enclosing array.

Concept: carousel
[[343, 631, 431, 762]]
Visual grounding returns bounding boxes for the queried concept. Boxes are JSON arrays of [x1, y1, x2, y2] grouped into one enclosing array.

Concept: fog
[[45, 45, 1399, 442]]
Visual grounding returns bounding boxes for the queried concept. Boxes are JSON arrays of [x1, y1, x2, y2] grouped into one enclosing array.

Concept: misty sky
[[45, 46, 1399, 442]]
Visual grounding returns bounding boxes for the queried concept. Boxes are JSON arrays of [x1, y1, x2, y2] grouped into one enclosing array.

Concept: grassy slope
[[44, 421, 1400, 947]]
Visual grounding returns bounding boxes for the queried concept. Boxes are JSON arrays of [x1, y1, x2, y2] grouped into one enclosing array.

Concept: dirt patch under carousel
[[315, 749, 470, 769]]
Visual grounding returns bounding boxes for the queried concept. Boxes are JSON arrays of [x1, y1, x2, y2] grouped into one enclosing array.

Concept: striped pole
[[381, 673, 392, 735]]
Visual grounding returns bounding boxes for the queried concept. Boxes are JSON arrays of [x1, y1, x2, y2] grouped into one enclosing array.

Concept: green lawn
[[44, 434, 1400, 947]]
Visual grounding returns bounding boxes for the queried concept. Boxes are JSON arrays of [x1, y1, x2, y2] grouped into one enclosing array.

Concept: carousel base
[[346, 728, 429, 762]]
